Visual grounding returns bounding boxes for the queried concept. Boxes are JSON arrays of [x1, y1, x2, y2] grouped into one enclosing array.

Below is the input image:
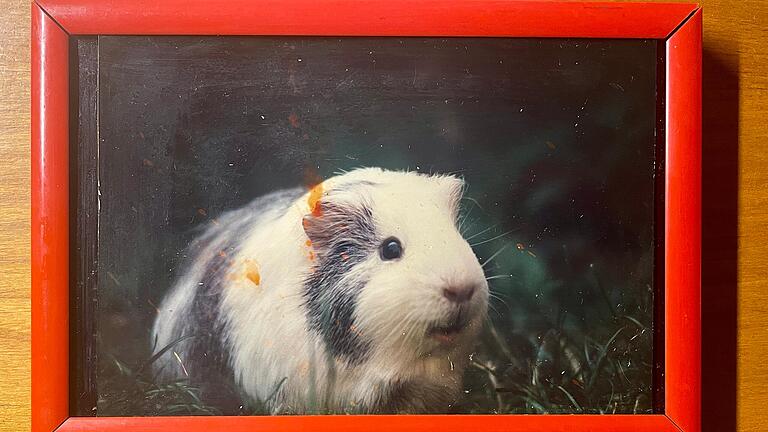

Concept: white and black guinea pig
[[152, 167, 489, 414]]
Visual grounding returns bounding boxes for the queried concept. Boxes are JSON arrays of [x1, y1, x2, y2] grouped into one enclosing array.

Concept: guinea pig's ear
[[302, 197, 338, 249], [302, 191, 376, 254], [302, 184, 328, 246]]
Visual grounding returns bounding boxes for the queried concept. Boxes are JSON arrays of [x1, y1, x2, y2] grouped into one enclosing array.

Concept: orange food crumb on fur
[[244, 259, 261, 286], [305, 239, 312, 247], [307, 182, 324, 216]]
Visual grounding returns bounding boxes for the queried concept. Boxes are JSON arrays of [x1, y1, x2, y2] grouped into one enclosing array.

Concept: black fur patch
[[182, 227, 245, 413], [171, 189, 304, 414], [303, 200, 377, 365]]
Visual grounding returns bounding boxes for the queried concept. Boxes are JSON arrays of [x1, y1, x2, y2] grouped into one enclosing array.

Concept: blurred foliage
[[451, 198, 654, 414], [97, 336, 221, 416]]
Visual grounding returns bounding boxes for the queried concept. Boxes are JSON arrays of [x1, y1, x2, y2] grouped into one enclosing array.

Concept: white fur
[[153, 168, 489, 413]]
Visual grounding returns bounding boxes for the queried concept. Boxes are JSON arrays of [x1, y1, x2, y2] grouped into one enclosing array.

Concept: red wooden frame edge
[[664, 8, 702, 432], [31, 3, 70, 432], [35, 0, 697, 38], [56, 414, 682, 432], [31, 2, 702, 432]]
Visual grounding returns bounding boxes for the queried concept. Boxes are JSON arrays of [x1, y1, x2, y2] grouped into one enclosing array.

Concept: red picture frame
[[31, 1, 701, 431]]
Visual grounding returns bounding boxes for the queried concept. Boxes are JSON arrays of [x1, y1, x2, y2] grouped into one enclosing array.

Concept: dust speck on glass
[[83, 36, 659, 416]]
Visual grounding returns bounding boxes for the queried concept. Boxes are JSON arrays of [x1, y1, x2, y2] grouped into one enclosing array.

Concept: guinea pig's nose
[[442, 285, 476, 303]]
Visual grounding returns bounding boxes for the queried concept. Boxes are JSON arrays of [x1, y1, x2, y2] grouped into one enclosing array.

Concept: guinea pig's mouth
[[427, 316, 469, 344]]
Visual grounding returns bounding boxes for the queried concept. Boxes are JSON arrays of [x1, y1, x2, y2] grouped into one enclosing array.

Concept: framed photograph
[[31, 1, 701, 431]]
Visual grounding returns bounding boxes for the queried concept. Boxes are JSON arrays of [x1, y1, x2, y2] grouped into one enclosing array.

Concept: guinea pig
[[152, 167, 489, 414]]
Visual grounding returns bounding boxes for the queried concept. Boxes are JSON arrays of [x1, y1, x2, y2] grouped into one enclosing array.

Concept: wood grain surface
[[0, 0, 32, 429], [0, 1, 765, 431]]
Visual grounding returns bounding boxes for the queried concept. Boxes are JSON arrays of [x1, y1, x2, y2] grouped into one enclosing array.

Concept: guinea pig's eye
[[380, 237, 403, 261]]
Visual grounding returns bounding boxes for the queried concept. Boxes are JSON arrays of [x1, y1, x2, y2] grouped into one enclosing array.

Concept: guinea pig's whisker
[[457, 207, 475, 230], [486, 302, 502, 318], [443, 168, 466, 176], [463, 224, 497, 242], [487, 288, 508, 299], [487, 292, 510, 310], [457, 210, 471, 226], [471, 230, 516, 247], [485, 274, 514, 281], [481, 243, 512, 269], [459, 218, 481, 237], [461, 196, 485, 212]]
